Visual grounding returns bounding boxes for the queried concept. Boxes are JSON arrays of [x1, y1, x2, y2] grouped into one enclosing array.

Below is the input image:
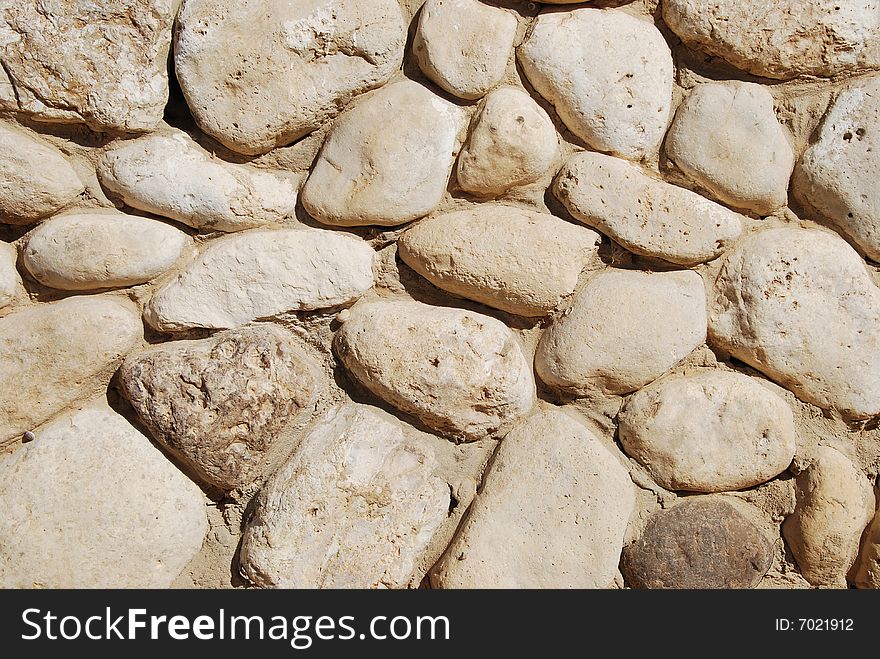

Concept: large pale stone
[[853, 507, 880, 589], [240, 403, 449, 588], [432, 409, 635, 588], [0, 296, 142, 448], [97, 131, 302, 232], [619, 370, 796, 493], [0, 0, 177, 131], [553, 151, 742, 265], [22, 212, 190, 291], [665, 82, 795, 216], [709, 227, 880, 419], [456, 86, 559, 196], [413, 0, 517, 100], [518, 8, 673, 160], [120, 325, 320, 491], [793, 78, 880, 261], [783, 446, 875, 587], [0, 124, 83, 225], [301, 81, 466, 226], [0, 405, 207, 588], [0, 242, 20, 309], [145, 228, 375, 332], [622, 497, 773, 589], [174, 0, 406, 155], [334, 298, 535, 441], [536, 269, 707, 395], [662, 0, 880, 80], [398, 205, 601, 317]]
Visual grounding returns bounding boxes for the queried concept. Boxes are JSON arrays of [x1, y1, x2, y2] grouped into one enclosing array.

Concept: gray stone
[[120, 325, 320, 491]]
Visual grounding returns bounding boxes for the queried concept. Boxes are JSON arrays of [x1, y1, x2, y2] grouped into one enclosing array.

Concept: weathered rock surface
[[0, 296, 142, 448], [414, 0, 517, 100], [793, 77, 880, 261], [0, 405, 207, 588], [619, 371, 796, 493], [432, 409, 635, 588], [662, 0, 880, 80], [97, 131, 303, 232], [853, 507, 880, 589], [0, 0, 177, 131], [782, 446, 875, 587], [398, 205, 601, 316], [301, 81, 466, 226], [553, 151, 742, 265], [334, 299, 535, 441], [0, 242, 20, 308], [622, 497, 774, 588], [456, 86, 559, 196], [0, 124, 83, 225], [145, 228, 375, 332], [174, 0, 406, 155], [708, 227, 880, 419], [240, 403, 449, 588], [120, 325, 320, 491], [536, 269, 707, 395], [22, 212, 190, 290], [518, 8, 673, 160], [665, 82, 795, 216]]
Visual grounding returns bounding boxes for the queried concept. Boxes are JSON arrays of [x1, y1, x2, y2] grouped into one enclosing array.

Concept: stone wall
[[1, 0, 879, 589]]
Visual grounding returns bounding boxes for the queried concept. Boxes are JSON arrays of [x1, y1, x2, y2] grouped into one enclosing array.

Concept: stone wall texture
[[1, 0, 879, 590]]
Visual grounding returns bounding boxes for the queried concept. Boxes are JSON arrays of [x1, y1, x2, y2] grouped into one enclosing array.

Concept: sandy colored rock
[[240, 403, 449, 588], [456, 86, 559, 196], [536, 269, 707, 396], [662, 0, 880, 80], [0, 0, 177, 131], [518, 8, 672, 160], [0, 296, 142, 448], [22, 212, 190, 291], [145, 227, 375, 332], [619, 370, 796, 493], [783, 446, 875, 587], [97, 131, 303, 232], [793, 77, 880, 261], [413, 0, 517, 100], [432, 409, 635, 588], [0, 242, 20, 309], [120, 325, 320, 491], [0, 124, 83, 225], [709, 227, 880, 419], [853, 506, 880, 589], [174, 0, 405, 155], [302, 81, 466, 226], [665, 82, 795, 216], [553, 151, 742, 266], [0, 405, 207, 588], [334, 298, 535, 441], [622, 497, 773, 589], [398, 205, 601, 316]]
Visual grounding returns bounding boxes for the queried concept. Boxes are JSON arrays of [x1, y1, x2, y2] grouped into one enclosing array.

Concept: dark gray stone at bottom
[[621, 497, 773, 589]]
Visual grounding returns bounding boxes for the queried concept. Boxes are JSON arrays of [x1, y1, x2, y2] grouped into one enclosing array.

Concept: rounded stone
[[708, 227, 880, 419], [618, 370, 797, 493], [621, 497, 774, 589], [173, 0, 406, 155], [0, 405, 208, 588], [334, 298, 535, 441], [23, 212, 190, 290], [0, 242, 20, 309], [397, 205, 602, 317], [456, 86, 559, 196], [517, 8, 673, 161], [535, 269, 707, 396]]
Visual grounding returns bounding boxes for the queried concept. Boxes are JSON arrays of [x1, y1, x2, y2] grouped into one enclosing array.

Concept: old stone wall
[[1, 0, 879, 589]]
